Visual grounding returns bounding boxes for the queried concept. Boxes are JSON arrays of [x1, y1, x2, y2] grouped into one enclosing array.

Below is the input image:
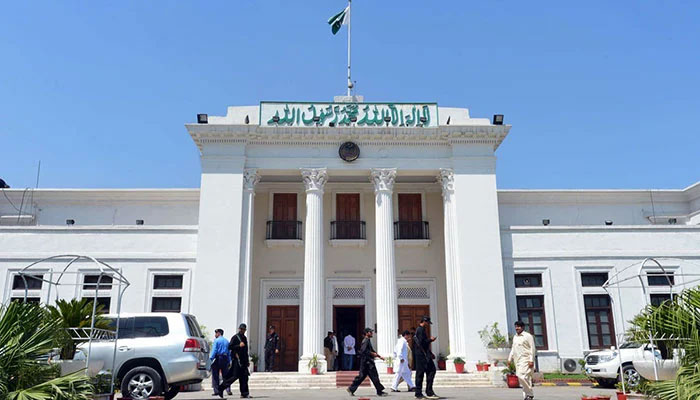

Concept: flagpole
[[347, 0, 352, 96]]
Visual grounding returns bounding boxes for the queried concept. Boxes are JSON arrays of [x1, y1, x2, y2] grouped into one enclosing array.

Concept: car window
[[185, 315, 204, 338], [620, 342, 642, 349], [105, 317, 135, 339], [132, 317, 169, 337]]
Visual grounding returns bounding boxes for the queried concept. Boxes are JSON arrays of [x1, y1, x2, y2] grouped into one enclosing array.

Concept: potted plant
[[385, 356, 394, 374], [478, 322, 512, 364], [475, 360, 491, 372], [614, 382, 628, 400], [308, 353, 319, 375], [502, 360, 519, 388], [92, 371, 115, 400], [250, 353, 259, 372], [437, 353, 447, 370], [453, 357, 466, 374]]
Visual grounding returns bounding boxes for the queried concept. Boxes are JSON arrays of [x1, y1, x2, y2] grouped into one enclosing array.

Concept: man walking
[[343, 332, 356, 370], [218, 324, 250, 399], [414, 316, 438, 399], [209, 329, 232, 397], [347, 328, 388, 397], [264, 325, 280, 372], [324, 331, 336, 371], [391, 330, 416, 392], [508, 320, 536, 400]]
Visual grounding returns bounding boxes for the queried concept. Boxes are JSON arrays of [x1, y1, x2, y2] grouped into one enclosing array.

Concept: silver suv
[[75, 313, 210, 399]]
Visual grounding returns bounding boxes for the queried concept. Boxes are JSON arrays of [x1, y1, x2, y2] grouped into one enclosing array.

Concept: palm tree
[[0, 301, 93, 400], [629, 287, 700, 400], [46, 298, 110, 360]]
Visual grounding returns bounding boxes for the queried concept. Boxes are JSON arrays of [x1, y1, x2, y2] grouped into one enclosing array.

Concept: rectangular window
[[82, 297, 111, 313], [650, 293, 673, 307], [12, 274, 44, 290], [516, 296, 548, 349], [398, 193, 422, 221], [647, 272, 675, 286], [132, 316, 170, 337], [83, 275, 113, 290], [271, 193, 299, 239], [515, 274, 542, 288], [153, 275, 183, 290], [10, 297, 40, 304], [334, 193, 363, 239], [151, 297, 182, 313], [584, 295, 616, 349], [581, 273, 609, 287]]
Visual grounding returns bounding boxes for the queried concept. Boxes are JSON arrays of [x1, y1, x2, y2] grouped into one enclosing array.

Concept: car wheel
[[121, 366, 163, 399], [164, 385, 180, 400], [595, 378, 617, 388], [621, 364, 641, 388]]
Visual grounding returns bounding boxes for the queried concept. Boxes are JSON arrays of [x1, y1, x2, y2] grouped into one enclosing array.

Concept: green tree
[[629, 288, 700, 400], [0, 301, 93, 400], [46, 298, 110, 360]]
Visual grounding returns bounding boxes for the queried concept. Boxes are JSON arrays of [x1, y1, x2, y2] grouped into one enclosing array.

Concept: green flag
[[328, 5, 349, 35]]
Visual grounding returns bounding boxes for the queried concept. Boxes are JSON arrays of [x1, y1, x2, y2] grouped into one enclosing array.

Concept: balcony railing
[[266, 221, 302, 240], [330, 221, 366, 240], [393, 221, 430, 240]]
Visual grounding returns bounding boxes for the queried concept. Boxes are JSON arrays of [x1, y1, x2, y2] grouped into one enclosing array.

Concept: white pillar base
[[298, 356, 327, 374]]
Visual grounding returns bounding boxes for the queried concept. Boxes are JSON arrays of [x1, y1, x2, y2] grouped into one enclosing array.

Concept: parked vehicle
[[583, 342, 660, 388], [74, 313, 210, 399]]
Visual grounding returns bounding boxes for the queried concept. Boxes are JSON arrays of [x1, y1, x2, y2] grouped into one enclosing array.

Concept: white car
[[584, 342, 660, 388]]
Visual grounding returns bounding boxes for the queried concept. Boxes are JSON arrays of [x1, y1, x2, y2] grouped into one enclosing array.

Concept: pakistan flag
[[328, 5, 349, 35]]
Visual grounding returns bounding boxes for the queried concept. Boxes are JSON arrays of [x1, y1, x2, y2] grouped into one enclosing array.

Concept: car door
[[76, 317, 135, 375]]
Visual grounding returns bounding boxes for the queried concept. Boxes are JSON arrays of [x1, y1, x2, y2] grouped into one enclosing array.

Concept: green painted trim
[[260, 101, 438, 106]]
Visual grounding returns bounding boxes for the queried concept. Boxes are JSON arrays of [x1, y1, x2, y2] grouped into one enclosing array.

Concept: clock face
[[339, 142, 360, 162]]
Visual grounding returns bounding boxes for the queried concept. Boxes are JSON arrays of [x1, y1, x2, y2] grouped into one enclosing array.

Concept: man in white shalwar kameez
[[391, 330, 415, 392], [508, 320, 536, 400]]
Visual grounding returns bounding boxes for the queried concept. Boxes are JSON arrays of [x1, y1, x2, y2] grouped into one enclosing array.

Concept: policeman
[[414, 316, 439, 399], [264, 325, 281, 372], [346, 327, 388, 397], [217, 324, 250, 399]]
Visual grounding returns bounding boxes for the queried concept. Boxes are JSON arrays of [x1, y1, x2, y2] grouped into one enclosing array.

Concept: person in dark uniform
[[346, 327, 388, 397], [414, 316, 439, 399], [218, 324, 250, 399], [264, 325, 280, 372]]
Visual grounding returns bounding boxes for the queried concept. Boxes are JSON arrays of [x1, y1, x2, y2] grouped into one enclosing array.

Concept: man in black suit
[[346, 328, 388, 397], [218, 324, 250, 399], [414, 316, 439, 399]]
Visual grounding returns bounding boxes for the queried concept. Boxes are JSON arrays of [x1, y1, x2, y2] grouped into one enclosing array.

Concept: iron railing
[[330, 221, 366, 240], [393, 221, 430, 240], [266, 221, 303, 240]]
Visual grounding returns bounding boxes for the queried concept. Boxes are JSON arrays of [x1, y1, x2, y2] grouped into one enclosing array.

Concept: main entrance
[[398, 305, 431, 369], [333, 305, 365, 370], [266, 305, 299, 371]]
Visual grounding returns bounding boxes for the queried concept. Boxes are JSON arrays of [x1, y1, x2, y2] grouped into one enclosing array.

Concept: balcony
[[393, 221, 431, 247], [265, 221, 303, 247], [330, 221, 367, 247]]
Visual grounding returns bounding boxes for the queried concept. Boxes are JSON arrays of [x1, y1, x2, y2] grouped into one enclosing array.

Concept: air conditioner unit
[[560, 358, 583, 374]]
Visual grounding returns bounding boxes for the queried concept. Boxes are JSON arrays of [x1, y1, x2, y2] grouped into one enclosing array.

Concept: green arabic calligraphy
[[266, 104, 431, 127]]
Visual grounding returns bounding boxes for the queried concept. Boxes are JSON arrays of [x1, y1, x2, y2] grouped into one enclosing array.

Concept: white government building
[[1, 98, 699, 374]]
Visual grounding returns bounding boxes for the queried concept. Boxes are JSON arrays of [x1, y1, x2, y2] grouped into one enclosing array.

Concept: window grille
[[333, 287, 364, 299], [268, 287, 299, 299], [398, 287, 429, 299]]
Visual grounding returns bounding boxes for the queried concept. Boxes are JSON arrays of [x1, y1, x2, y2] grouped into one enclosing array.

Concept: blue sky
[[1, 1, 698, 190]]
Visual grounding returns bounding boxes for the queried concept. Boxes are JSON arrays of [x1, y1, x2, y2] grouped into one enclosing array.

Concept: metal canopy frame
[[16, 254, 131, 394], [602, 257, 700, 391]]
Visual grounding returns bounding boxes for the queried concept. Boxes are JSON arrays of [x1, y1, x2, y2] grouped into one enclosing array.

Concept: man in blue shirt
[[210, 328, 232, 396]]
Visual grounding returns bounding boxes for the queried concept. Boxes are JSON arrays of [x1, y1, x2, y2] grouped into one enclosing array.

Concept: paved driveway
[[173, 386, 617, 399]]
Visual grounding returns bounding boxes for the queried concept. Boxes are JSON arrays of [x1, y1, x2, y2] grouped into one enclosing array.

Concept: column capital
[[301, 168, 328, 193], [243, 168, 261, 192], [438, 168, 455, 197], [370, 168, 397, 193]]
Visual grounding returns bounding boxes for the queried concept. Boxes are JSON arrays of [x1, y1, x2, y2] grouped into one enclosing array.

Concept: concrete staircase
[[204, 371, 493, 390]]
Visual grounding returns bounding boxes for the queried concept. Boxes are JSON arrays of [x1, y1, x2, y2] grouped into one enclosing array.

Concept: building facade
[[1, 100, 699, 373]]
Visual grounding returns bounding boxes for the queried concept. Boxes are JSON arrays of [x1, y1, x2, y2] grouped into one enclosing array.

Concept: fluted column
[[237, 169, 260, 333], [370, 168, 398, 364], [299, 168, 328, 373], [439, 168, 466, 371]]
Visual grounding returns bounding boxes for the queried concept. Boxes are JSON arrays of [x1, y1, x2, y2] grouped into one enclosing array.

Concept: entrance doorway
[[333, 305, 365, 370], [398, 305, 431, 369], [266, 305, 299, 371]]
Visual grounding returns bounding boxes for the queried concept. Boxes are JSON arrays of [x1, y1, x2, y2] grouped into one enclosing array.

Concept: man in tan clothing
[[508, 321, 536, 400]]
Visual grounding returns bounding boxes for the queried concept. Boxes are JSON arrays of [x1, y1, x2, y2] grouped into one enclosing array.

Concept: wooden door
[[336, 194, 361, 239], [272, 193, 297, 239], [266, 305, 299, 371], [398, 194, 422, 239], [398, 304, 431, 369]]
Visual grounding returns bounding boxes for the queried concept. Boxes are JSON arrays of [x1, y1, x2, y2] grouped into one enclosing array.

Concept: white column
[[299, 167, 328, 373], [237, 169, 260, 331], [370, 168, 398, 367], [439, 168, 466, 371]]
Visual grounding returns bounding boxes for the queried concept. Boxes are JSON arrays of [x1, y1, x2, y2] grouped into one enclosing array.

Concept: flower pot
[[454, 363, 465, 374], [311, 367, 319, 375], [437, 360, 446, 370], [483, 363, 491, 371], [616, 392, 628, 400], [506, 374, 520, 388], [476, 364, 485, 372], [387, 366, 394, 374], [486, 347, 511, 363], [253, 365, 258, 372]]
